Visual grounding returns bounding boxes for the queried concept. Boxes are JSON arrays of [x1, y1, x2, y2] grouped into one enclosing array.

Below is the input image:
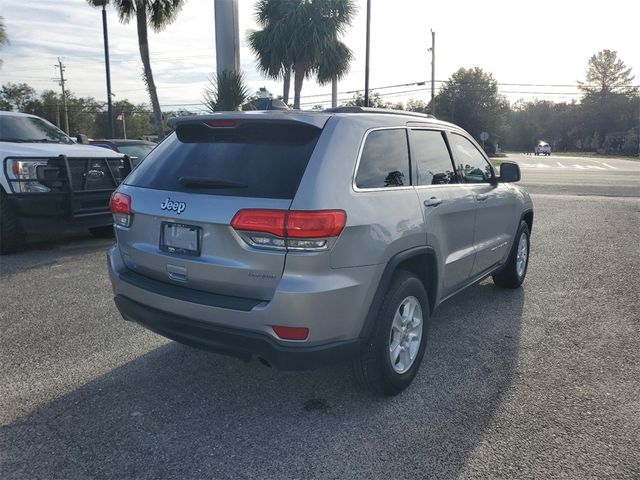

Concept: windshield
[[0, 115, 74, 144], [117, 144, 155, 160]]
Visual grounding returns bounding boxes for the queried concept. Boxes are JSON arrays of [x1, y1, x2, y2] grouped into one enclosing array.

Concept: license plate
[[160, 222, 200, 256]]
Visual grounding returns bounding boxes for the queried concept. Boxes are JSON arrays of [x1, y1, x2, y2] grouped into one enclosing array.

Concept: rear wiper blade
[[178, 176, 248, 188]]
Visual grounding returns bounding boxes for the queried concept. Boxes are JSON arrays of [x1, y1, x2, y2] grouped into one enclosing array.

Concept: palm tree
[[203, 70, 249, 112], [248, 0, 293, 103], [316, 36, 353, 107], [247, 26, 292, 104], [0, 16, 8, 67], [87, 1, 184, 136], [248, 0, 355, 109]]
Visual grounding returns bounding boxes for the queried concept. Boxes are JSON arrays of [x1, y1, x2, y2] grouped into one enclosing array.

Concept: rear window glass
[[125, 122, 321, 199]]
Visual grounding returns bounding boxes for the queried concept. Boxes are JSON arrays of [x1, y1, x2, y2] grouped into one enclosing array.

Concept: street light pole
[[101, 3, 114, 138], [430, 29, 436, 116], [364, 0, 371, 107]]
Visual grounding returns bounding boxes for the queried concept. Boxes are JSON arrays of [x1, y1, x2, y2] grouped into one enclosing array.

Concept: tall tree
[[577, 50, 638, 151], [0, 17, 8, 68], [431, 67, 509, 144], [248, 0, 355, 109], [247, 0, 293, 103], [578, 50, 636, 96], [87, 0, 184, 136], [0, 83, 39, 112]]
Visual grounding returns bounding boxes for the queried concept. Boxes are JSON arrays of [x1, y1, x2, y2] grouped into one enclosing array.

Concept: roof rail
[[323, 106, 436, 119]]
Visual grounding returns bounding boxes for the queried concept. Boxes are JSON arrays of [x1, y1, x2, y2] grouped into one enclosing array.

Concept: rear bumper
[[107, 244, 381, 366], [114, 294, 361, 370]]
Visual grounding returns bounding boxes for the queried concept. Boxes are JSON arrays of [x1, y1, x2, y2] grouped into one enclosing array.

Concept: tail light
[[109, 192, 132, 227], [231, 209, 346, 251]]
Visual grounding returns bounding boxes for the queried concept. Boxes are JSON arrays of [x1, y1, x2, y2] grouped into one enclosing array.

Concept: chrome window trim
[[352, 126, 414, 193], [413, 183, 469, 191]]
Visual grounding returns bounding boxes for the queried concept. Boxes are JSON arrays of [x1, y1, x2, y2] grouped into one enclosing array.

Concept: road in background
[[504, 153, 640, 197], [1, 153, 638, 479]]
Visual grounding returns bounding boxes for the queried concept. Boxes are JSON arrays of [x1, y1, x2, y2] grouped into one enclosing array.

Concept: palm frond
[[316, 39, 353, 85], [148, 0, 184, 32], [203, 70, 249, 112]]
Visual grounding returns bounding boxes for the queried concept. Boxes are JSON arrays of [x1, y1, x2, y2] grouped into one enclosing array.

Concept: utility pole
[[101, 2, 115, 138], [429, 29, 436, 116], [214, 0, 240, 77], [121, 112, 127, 139], [56, 58, 70, 134], [364, 0, 371, 107]]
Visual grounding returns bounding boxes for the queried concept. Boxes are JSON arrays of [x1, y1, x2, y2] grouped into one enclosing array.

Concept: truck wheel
[[353, 270, 429, 396], [88, 225, 115, 238], [0, 190, 25, 254], [492, 221, 530, 289]]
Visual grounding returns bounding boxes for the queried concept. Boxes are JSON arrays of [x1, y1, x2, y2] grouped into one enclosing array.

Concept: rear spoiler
[[167, 112, 330, 130]]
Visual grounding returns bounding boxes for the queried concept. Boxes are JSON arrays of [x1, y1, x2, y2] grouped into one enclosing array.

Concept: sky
[[1, 0, 639, 112]]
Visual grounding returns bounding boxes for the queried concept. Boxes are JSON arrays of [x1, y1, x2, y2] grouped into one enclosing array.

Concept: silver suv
[[107, 108, 533, 395]]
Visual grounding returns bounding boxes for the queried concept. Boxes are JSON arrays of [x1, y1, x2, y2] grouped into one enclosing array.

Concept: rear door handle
[[424, 197, 443, 207], [476, 194, 489, 202]]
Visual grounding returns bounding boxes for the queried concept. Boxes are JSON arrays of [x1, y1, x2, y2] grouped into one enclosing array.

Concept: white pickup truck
[[0, 111, 131, 254]]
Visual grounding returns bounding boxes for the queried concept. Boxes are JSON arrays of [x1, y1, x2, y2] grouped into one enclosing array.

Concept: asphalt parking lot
[[1, 154, 639, 479]]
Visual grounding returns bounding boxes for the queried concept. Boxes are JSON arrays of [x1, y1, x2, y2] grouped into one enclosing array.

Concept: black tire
[[353, 270, 430, 396], [492, 221, 530, 289], [0, 190, 25, 255], [88, 225, 115, 238]]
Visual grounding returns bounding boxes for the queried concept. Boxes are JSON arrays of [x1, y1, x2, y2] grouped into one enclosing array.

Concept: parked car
[[90, 139, 156, 167], [107, 107, 533, 395], [0, 111, 131, 254], [535, 141, 551, 156]]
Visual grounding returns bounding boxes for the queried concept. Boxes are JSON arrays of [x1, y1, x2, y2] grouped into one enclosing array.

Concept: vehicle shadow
[[0, 233, 113, 277], [0, 281, 524, 480]]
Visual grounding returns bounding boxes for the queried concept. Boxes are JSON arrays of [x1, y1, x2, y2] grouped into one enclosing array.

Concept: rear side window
[[410, 130, 457, 185], [355, 129, 410, 189], [125, 122, 321, 199]]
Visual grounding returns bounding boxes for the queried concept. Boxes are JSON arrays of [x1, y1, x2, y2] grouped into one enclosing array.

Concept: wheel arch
[[359, 246, 438, 340], [522, 209, 533, 234]]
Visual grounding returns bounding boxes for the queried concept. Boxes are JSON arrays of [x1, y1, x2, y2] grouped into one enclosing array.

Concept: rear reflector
[[109, 192, 131, 214], [231, 209, 346, 238], [272, 325, 309, 340]]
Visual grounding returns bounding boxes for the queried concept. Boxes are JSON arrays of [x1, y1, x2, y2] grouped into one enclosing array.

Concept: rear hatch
[[114, 117, 326, 301]]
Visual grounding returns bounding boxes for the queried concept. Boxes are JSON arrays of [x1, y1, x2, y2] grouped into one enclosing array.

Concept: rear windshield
[[125, 122, 321, 199]]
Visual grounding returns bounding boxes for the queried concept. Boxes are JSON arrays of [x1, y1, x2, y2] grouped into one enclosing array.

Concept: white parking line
[[600, 162, 618, 170]]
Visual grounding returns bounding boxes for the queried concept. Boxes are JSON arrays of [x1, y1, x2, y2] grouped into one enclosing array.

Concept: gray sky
[[1, 0, 638, 111]]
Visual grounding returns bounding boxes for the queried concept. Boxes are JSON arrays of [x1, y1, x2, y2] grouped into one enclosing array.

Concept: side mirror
[[76, 134, 90, 145], [499, 161, 521, 183]]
